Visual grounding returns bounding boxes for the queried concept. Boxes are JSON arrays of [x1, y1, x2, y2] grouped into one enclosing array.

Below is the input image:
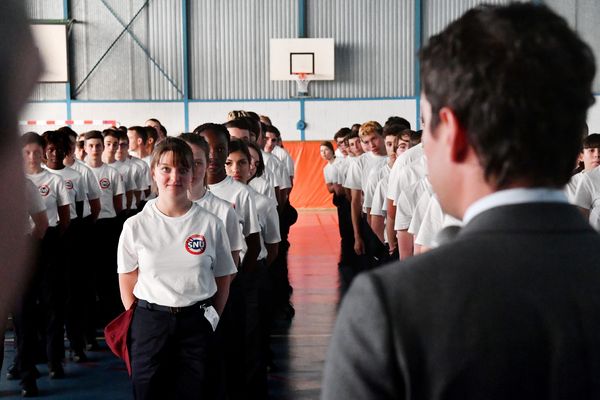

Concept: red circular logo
[[99, 178, 110, 189], [185, 234, 206, 255], [38, 185, 50, 197], [65, 180, 73, 190]]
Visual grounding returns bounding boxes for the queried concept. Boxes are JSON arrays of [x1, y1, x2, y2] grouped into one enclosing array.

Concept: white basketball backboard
[[270, 38, 334, 81]]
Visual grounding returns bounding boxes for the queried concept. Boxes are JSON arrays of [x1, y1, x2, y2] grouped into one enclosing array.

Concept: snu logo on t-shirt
[[39, 185, 50, 197], [65, 180, 73, 190], [99, 178, 110, 189], [185, 234, 206, 255]]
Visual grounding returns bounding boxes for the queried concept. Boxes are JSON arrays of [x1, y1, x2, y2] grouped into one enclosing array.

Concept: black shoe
[[48, 364, 65, 379], [6, 364, 20, 380], [21, 381, 38, 397]]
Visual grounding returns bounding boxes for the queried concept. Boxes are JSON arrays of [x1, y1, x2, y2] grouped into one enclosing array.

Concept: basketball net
[[294, 72, 312, 96]]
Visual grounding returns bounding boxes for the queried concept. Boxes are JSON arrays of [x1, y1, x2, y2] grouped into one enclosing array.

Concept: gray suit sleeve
[[321, 272, 402, 400]]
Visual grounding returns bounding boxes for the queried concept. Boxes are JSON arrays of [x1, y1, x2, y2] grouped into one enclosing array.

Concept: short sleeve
[[212, 220, 237, 277], [344, 160, 363, 190], [56, 178, 71, 207], [262, 200, 281, 244], [224, 206, 244, 252], [573, 173, 594, 209], [117, 220, 139, 273]]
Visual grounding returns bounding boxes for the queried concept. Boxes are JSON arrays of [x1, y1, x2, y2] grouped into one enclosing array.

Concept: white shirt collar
[[463, 188, 568, 224]]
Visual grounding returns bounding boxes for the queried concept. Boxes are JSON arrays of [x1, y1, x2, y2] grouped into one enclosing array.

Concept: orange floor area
[[268, 209, 341, 399]]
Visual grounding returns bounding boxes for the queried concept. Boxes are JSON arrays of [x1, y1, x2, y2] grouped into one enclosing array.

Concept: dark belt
[[137, 299, 212, 314]]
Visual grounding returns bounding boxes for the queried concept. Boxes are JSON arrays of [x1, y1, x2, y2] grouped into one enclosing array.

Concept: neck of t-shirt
[[87, 158, 104, 169]]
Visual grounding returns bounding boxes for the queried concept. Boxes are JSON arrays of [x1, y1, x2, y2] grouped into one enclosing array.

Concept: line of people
[[322, 117, 599, 295], [12, 112, 297, 399]]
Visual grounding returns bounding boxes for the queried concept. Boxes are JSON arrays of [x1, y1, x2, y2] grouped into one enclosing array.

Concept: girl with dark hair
[[117, 137, 236, 399]]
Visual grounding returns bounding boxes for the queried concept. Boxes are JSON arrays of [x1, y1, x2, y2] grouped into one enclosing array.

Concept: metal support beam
[[415, 0, 422, 130], [298, 0, 306, 38], [182, 0, 190, 131], [73, 0, 150, 97], [63, 0, 72, 121]]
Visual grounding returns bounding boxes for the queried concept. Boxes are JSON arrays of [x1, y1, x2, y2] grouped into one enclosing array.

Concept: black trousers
[[13, 227, 65, 384], [129, 304, 215, 400], [92, 217, 122, 327], [64, 217, 86, 353]]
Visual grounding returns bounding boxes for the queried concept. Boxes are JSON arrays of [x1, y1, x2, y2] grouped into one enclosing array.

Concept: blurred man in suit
[[322, 3, 600, 399]]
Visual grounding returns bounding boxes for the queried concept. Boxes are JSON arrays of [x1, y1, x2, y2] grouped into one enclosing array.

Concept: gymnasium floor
[[0, 209, 341, 399]]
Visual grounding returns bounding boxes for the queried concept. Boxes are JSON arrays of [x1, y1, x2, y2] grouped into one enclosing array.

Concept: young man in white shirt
[[127, 126, 151, 165], [84, 130, 125, 330], [103, 129, 135, 213], [343, 121, 387, 256]]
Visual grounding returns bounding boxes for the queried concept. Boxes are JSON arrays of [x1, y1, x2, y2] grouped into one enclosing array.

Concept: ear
[[438, 107, 469, 163]]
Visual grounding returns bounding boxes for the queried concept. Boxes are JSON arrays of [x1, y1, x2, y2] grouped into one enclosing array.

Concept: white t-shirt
[[343, 152, 387, 192], [208, 176, 260, 237], [323, 162, 339, 185], [69, 159, 102, 218], [573, 166, 600, 229], [87, 163, 125, 219], [242, 188, 281, 261], [565, 171, 584, 203], [370, 165, 392, 217], [387, 144, 425, 201], [248, 176, 277, 203], [111, 160, 137, 210], [334, 157, 351, 185], [194, 190, 244, 252], [395, 177, 433, 231], [415, 195, 462, 248], [408, 189, 434, 236], [261, 151, 283, 189], [272, 145, 295, 177], [128, 156, 152, 208], [26, 169, 71, 227], [45, 166, 86, 220], [25, 178, 46, 235], [363, 161, 390, 210], [117, 201, 236, 307]]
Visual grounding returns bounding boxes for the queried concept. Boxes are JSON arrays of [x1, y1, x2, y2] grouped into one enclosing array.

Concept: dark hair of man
[[583, 134, 600, 150], [57, 126, 78, 141], [320, 141, 335, 153], [347, 131, 359, 141], [150, 137, 193, 174], [84, 130, 104, 142], [21, 131, 46, 148], [145, 126, 157, 142], [384, 116, 411, 130], [179, 132, 210, 162], [117, 126, 128, 133], [259, 122, 269, 139], [246, 141, 265, 178], [147, 118, 161, 125], [193, 123, 230, 143], [245, 117, 261, 137], [227, 138, 252, 164], [419, 3, 596, 188], [264, 124, 281, 138], [333, 127, 351, 141], [42, 130, 70, 154], [245, 111, 260, 121], [410, 130, 422, 147], [225, 117, 252, 132], [351, 124, 361, 134], [383, 124, 406, 138], [102, 129, 120, 141], [128, 126, 148, 144], [159, 124, 167, 137]]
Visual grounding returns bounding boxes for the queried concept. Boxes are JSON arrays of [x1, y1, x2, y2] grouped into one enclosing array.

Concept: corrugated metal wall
[[423, 0, 514, 39], [26, 0, 66, 101], [307, 0, 414, 98], [544, 0, 600, 92], [70, 0, 183, 100], [189, 0, 297, 100]]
